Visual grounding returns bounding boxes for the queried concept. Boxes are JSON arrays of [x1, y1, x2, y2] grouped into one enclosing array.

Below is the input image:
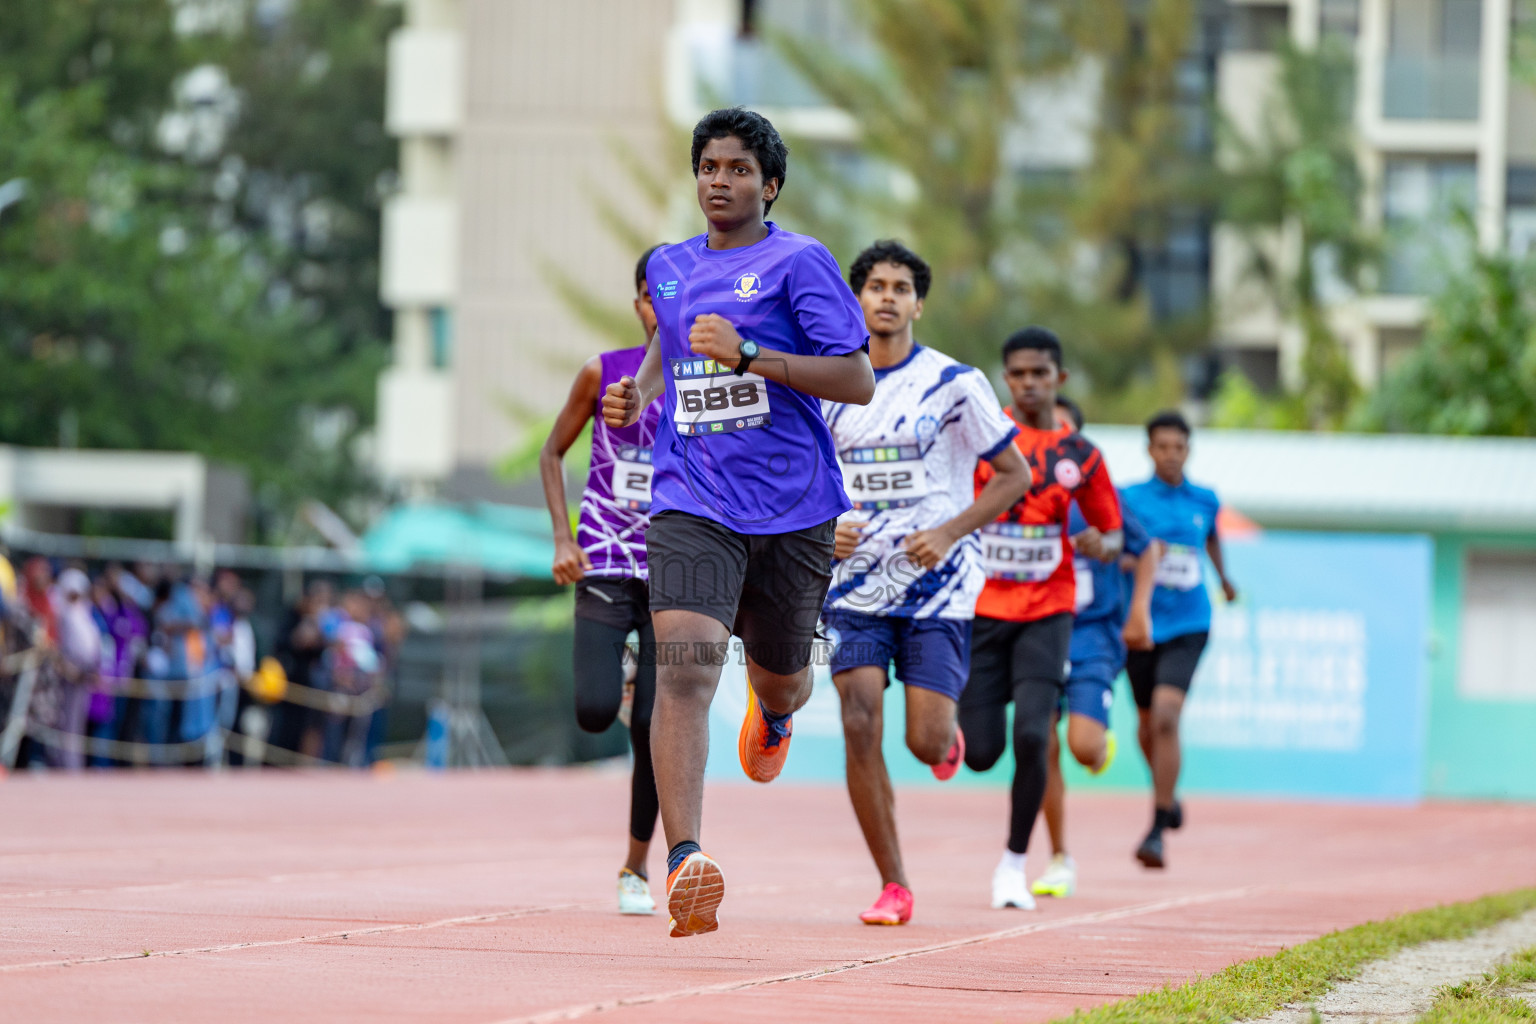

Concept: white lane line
[[490, 885, 1267, 1024], [0, 901, 603, 973]]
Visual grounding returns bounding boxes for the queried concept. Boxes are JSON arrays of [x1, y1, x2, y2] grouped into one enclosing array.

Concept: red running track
[[1, 768, 1533, 1023]]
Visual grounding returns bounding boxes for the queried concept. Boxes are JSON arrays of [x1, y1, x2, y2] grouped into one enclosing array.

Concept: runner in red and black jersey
[[961, 327, 1124, 910]]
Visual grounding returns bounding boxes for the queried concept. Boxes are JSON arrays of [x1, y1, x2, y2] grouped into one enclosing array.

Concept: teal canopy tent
[[361, 503, 555, 579]]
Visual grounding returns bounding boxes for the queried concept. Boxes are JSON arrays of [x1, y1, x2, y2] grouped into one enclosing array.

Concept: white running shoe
[[617, 868, 656, 915], [991, 863, 1036, 910], [1030, 853, 1077, 897]]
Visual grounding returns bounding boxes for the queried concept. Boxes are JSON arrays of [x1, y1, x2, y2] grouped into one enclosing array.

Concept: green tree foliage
[[767, 0, 1205, 413], [1218, 40, 1373, 429], [0, 0, 394, 537], [1358, 237, 1536, 436]]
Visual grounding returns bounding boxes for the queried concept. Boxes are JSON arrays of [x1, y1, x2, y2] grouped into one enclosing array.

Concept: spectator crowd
[[0, 549, 402, 770]]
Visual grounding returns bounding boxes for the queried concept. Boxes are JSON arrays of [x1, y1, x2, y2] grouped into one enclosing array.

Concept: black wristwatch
[[734, 338, 760, 376]]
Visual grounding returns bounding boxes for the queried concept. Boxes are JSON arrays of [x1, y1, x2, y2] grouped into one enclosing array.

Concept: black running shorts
[[645, 509, 836, 676], [573, 576, 650, 632], [1126, 630, 1209, 709], [961, 613, 1074, 711]]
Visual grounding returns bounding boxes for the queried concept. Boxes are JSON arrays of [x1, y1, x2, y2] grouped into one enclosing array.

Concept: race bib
[[1073, 557, 1095, 613], [1156, 543, 1203, 591], [980, 523, 1063, 582], [670, 359, 771, 436], [839, 445, 929, 510], [611, 444, 653, 509]]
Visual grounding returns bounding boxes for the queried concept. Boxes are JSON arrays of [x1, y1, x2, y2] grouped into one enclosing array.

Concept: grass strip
[[1413, 945, 1536, 1023], [1051, 887, 1536, 1024]]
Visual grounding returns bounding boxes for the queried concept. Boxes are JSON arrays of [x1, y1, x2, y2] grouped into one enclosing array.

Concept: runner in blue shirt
[[602, 107, 875, 937], [1118, 410, 1239, 870], [1031, 398, 1159, 899]]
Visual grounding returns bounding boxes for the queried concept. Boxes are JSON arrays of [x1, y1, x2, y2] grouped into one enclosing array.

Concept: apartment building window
[[430, 306, 453, 369], [1382, 156, 1477, 294], [1320, 0, 1362, 43], [1142, 211, 1214, 320], [1225, 4, 1291, 51], [1508, 166, 1536, 257], [1378, 326, 1424, 373], [1383, 0, 1482, 120]]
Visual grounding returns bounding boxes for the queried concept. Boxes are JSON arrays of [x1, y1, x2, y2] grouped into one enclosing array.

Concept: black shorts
[[960, 613, 1074, 711], [646, 509, 836, 676], [574, 576, 650, 632], [1126, 631, 1209, 709]]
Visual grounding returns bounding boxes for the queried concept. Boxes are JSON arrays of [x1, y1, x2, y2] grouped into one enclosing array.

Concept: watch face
[[741, 340, 760, 358]]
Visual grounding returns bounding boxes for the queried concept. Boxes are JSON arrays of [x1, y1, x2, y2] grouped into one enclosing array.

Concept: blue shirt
[[1069, 492, 1150, 625], [1120, 476, 1221, 642], [646, 223, 868, 534]]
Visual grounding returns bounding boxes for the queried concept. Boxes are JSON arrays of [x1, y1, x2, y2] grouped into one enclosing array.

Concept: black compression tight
[[572, 617, 658, 844], [958, 675, 1061, 855]]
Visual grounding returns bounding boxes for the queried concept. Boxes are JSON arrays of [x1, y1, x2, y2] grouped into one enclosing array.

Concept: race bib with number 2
[[611, 444, 653, 509]]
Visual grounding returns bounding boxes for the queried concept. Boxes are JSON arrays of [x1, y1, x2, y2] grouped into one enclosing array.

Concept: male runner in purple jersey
[[602, 107, 875, 937], [540, 247, 665, 916]]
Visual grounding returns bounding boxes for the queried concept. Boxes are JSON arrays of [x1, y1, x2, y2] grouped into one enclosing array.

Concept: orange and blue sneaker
[[859, 882, 914, 925], [666, 851, 725, 937], [931, 725, 965, 781], [738, 690, 791, 784]]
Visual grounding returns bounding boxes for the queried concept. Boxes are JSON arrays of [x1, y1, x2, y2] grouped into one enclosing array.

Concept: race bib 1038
[[839, 445, 929, 510], [670, 359, 771, 436]]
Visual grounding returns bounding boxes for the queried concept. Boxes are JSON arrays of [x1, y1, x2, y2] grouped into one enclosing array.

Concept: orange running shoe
[[666, 851, 725, 937], [859, 882, 913, 925], [738, 690, 791, 784], [931, 725, 965, 781]]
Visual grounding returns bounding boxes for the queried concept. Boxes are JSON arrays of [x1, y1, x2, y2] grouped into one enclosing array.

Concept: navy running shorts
[[822, 608, 972, 701]]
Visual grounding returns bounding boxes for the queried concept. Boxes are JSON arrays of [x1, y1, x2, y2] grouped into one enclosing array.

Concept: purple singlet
[[578, 345, 661, 579]]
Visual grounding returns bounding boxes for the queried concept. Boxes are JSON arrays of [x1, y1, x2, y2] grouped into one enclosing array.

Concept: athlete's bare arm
[[904, 444, 1030, 570], [602, 337, 663, 429], [687, 314, 875, 406], [1122, 544, 1159, 651], [1206, 531, 1238, 602], [540, 358, 603, 585]]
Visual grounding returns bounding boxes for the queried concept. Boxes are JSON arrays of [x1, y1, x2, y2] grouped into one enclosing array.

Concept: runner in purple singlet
[[539, 246, 665, 916]]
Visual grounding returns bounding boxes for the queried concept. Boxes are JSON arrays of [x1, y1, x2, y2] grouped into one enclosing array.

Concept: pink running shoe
[[931, 725, 965, 781], [859, 882, 914, 925]]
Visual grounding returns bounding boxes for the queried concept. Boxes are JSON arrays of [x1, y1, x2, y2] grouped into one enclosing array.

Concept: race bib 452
[[840, 445, 928, 510], [671, 359, 771, 436]]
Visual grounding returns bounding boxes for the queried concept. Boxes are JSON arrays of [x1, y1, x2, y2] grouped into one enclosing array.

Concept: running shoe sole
[[1135, 838, 1165, 869], [667, 853, 724, 937]]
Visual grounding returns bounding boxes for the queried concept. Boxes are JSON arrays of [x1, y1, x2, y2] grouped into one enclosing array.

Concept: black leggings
[[573, 616, 658, 844], [960, 675, 1061, 855]]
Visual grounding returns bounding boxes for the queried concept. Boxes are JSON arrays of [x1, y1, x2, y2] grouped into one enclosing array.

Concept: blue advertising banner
[[704, 532, 1433, 802]]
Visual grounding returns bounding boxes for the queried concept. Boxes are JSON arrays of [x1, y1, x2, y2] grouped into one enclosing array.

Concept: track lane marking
[[489, 885, 1266, 1024]]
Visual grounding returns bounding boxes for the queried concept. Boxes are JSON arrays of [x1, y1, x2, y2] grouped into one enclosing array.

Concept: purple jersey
[[579, 345, 661, 578], [646, 223, 868, 534]]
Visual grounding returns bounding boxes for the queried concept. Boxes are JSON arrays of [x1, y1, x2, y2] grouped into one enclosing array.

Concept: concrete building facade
[[375, 0, 674, 495], [1214, 0, 1536, 390], [373, 0, 1535, 489]]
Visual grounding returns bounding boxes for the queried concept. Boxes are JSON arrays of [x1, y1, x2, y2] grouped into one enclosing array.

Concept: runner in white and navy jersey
[[821, 241, 1030, 926]]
